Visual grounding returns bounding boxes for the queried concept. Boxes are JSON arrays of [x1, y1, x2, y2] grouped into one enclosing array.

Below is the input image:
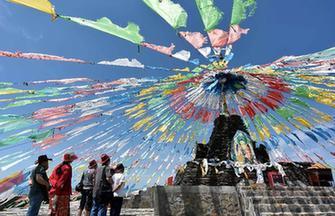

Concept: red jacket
[[49, 163, 72, 196]]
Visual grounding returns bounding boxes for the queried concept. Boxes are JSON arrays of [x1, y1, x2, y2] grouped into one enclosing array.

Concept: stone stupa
[[174, 114, 266, 186]]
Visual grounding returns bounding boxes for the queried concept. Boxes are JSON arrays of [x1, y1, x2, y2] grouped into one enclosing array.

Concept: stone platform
[[154, 186, 241, 216]]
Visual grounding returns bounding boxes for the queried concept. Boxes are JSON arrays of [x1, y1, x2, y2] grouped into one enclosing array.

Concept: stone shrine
[[174, 114, 265, 186], [174, 114, 333, 188]]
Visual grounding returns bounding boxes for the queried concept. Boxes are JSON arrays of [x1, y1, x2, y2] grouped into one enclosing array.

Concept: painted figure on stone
[[231, 130, 256, 164]]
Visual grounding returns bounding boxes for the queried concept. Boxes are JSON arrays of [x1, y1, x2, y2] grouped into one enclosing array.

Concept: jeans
[[90, 199, 107, 216], [110, 197, 123, 216], [26, 193, 44, 216]]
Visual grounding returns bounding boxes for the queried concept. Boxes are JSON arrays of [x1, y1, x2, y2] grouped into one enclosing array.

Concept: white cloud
[[0, 2, 43, 42], [20, 28, 44, 42]]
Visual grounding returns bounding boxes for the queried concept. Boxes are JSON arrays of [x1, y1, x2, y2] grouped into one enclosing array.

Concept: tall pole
[[220, 83, 229, 116]]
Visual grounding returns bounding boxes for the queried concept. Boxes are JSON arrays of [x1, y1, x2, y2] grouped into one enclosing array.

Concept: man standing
[[49, 152, 78, 216], [26, 155, 52, 216], [77, 159, 98, 216], [110, 164, 126, 216], [90, 154, 113, 216]]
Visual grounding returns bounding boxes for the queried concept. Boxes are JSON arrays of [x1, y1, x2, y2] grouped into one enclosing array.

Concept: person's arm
[[113, 174, 125, 192], [36, 174, 50, 188], [106, 167, 113, 184], [92, 171, 96, 186], [107, 176, 113, 184], [113, 182, 125, 193]]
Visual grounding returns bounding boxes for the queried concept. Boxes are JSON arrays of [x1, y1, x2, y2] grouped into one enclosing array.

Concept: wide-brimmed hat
[[35, 155, 53, 164], [63, 152, 78, 162], [88, 160, 97, 169], [100, 154, 110, 164]]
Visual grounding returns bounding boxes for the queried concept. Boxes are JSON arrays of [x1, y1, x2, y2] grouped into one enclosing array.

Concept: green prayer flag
[[0, 115, 36, 133], [160, 83, 176, 90], [294, 86, 317, 99], [192, 67, 203, 73], [2, 99, 42, 109], [289, 97, 310, 108], [276, 107, 295, 120], [15, 87, 66, 100], [143, 0, 187, 29], [231, 0, 257, 25], [0, 135, 26, 146], [254, 115, 264, 126], [28, 129, 53, 142], [61, 16, 144, 44], [0, 82, 13, 87], [195, 0, 223, 31]]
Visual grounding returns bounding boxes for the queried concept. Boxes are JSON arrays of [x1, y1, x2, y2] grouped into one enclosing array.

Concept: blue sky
[[0, 0, 334, 191], [1, 0, 335, 82]]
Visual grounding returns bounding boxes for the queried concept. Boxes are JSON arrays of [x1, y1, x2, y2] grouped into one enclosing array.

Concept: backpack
[[95, 166, 113, 203], [101, 166, 114, 191]]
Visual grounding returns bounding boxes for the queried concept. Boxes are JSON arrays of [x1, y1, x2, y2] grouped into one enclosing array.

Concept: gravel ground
[[0, 201, 154, 216]]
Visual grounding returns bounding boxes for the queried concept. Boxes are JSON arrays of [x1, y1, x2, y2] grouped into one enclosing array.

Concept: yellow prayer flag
[[125, 103, 145, 116], [294, 117, 312, 129], [166, 133, 176, 142], [132, 116, 153, 131], [9, 0, 56, 17]]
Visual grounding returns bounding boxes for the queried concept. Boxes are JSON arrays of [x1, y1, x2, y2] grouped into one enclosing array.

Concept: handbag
[[75, 174, 84, 192]]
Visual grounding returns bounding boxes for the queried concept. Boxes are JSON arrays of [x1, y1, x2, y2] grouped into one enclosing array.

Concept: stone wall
[[123, 187, 154, 209], [153, 186, 242, 216]]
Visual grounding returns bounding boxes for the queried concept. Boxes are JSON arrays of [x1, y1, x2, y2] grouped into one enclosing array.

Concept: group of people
[[26, 153, 126, 216]]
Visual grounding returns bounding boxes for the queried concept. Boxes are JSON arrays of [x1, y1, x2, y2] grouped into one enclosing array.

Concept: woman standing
[[110, 164, 126, 216], [77, 160, 97, 216], [49, 152, 78, 216]]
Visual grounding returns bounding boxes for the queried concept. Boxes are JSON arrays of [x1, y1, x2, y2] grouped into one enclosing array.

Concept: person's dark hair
[[116, 163, 125, 172]]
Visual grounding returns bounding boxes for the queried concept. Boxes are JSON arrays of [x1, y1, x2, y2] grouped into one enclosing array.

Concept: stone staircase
[[238, 186, 335, 216]]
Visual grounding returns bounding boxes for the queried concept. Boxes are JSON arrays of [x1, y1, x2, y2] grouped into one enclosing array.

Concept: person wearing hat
[[110, 163, 126, 216], [77, 160, 98, 216], [49, 152, 78, 216], [90, 154, 113, 216], [27, 155, 52, 216]]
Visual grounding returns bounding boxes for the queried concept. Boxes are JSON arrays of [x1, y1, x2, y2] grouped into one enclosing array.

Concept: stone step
[[239, 186, 335, 191], [255, 203, 335, 213], [121, 208, 154, 216], [252, 196, 335, 205], [242, 189, 335, 197], [260, 212, 335, 216]]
